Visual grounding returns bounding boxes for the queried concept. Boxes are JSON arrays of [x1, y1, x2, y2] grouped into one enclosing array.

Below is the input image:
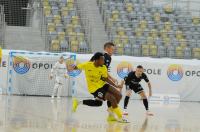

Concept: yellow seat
[[113, 36, 121, 45], [53, 15, 61, 24], [135, 28, 143, 38], [164, 22, 172, 31], [140, 20, 147, 29], [176, 46, 184, 58], [112, 10, 119, 21], [47, 23, 55, 32], [160, 29, 167, 38], [58, 32, 65, 41], [51, 40, 60, 51], [70, 40, 79, 52], [142, 45, 149, 56], [66, 24, 74, 34], [120, 35, 129, 45], [77, 32, 85, 42], [176, 30, 183, 40], [147, 36, 154, 45], [154, 12, 161, 22], [117, 27, 125, 36], [179, 39, 187, 48], [116, 43, 124, 55], [126, 3, 133, 13], [67, 2, 74, 9], [163, 37, 171, 46], [192, 48, 200, 59], [44, 6, 51, 16], [149, 44, 158, 56], [61, 7, 69, 17], [164, 4, 173, 13], [192, 16, 200, 25], [69, 32, 77, 41], [72, 16, 79, 25], [43, 1, 49, 6], [150, 29, 158, 38]]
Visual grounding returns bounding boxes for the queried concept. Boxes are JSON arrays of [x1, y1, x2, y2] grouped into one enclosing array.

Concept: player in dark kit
[[123, 65, 153, 116]]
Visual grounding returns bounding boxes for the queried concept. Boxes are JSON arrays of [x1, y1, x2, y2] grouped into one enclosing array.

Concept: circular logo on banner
[[167, 64, 183, 81], [66, 59, 82, 77], [117, 61, 133, 79], [13, 56, 31, 74]]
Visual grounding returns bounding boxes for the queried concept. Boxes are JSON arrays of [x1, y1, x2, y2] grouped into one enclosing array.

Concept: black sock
[[124, 96, 130, 109], [107, 101, 111, 108], [83, 99, 103, 107], [143, 99, 149, 111]]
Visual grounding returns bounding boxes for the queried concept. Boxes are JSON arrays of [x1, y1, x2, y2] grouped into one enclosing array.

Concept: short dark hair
[[104, 42, 115, 49], [92, 52, 104, 61], [137, 65, 143, 69]]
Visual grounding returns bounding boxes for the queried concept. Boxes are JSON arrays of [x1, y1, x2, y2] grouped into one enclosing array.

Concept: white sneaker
[[51, 96, 54, 99], [57, 96, 61, 99], [117, 116, 129, 123], [146, 110, 154, 116], [123, 109, 128, 115]]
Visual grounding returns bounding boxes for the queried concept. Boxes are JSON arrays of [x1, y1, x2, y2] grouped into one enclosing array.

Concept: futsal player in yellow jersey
[[69, 52, 128, 123], [0, 47, 2, 63]]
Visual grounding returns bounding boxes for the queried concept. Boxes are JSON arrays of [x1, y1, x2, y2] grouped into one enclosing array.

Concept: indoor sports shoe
[[72, 98, 78, 112], [146, 110, 154, 116], [107, 114, 117, 122], [123, 109, 128, 115], [117, 117, 129, 123]]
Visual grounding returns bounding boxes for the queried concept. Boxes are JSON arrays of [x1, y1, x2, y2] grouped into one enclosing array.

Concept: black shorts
[[91, 84, 109, 100], [126, 84, 144, 94]]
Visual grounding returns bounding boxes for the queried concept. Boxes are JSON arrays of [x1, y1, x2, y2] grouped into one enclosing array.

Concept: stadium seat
[[142, 44, 149, 56], [176, 46, 184, 58], [192, 48, 200, 59], [149, 44, 158, 57], [51, 39, 60, 51]]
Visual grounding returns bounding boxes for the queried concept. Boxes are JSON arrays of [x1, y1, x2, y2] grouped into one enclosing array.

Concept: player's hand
[[64, 74, 69, 78], [117, 80, 124, 89], [49, 75, 53, 80], [113, 78, 118, 85], [68, 64, 76, 71]]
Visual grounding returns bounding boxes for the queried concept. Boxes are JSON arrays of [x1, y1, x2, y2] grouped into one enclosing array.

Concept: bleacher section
[[41, 0, 91, 53], [98, 0, 200, 59]]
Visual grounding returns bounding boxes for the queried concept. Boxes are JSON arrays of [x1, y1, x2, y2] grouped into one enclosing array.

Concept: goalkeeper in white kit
[[50, 56, 68, 99]]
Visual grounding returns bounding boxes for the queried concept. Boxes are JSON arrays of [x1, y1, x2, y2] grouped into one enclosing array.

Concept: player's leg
[[124, 86, 133, 109], [123, 87, 132, 115], [72, 98, 103, 112], [107, 85, 122, 104], [139, 91, 153, 116], [57, 83, 62, 99], [104, 92, 128, 123], [52, 82, 59, 99], [56, 77, 64, 99]]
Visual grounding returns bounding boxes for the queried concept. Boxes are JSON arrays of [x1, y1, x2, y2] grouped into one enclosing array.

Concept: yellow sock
[[112, 106, 122, 119]]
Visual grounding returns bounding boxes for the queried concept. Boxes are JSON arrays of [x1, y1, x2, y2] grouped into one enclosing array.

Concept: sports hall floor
[[0, 95, 199, 132]]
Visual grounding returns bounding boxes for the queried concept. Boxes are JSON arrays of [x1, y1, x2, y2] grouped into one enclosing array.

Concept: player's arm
[[102, 77, 122, 89], [50, 62, 57, 79], [68, 62, 87, 71], [101, 67, 122, 88], [108, 73, 118, 84]]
